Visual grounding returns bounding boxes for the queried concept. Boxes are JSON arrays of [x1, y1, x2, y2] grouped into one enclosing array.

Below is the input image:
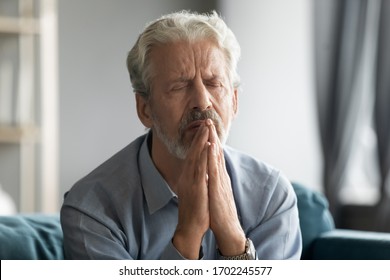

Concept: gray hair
[[126, 10, 241, 99]]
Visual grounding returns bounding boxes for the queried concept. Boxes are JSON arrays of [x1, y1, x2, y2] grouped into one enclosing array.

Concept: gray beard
[[152, 109, 228, 160]]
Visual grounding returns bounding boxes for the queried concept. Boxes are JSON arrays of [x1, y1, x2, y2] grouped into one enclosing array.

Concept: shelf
[[0, 16, 39, 34], [0, 125, 39, 143], [0, 0, 58, 213]]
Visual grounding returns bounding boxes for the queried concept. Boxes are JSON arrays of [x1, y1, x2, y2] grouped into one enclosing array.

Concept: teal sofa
[[1, 183, 390, 260], [293, 183, 390, 259]]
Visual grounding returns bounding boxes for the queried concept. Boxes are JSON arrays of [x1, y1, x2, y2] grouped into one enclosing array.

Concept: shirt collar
[[138, 132, 177, 215]]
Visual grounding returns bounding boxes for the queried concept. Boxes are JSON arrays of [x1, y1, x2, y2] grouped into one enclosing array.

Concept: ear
[[135, 93, 153, 128], [232, 87, 239, 117]]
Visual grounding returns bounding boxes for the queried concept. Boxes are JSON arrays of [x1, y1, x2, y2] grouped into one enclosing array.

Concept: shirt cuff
[[159, 240, 204, 260]]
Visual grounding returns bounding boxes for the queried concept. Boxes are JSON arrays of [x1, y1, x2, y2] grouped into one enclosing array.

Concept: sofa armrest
[[0, 214, 64, 260], [311, 229, 390, 259]]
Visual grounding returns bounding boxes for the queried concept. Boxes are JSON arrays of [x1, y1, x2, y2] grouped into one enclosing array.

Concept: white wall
[[221, 0, 323, 191]]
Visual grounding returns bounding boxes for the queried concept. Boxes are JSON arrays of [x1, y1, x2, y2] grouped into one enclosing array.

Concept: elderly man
[[61, 11, 302, 260]]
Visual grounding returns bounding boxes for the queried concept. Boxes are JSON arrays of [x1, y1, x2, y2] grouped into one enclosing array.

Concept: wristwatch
[[218, 238, 256, 260]]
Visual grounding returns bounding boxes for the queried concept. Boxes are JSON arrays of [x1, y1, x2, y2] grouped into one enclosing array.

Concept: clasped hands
[[172, 118, 246, 259]]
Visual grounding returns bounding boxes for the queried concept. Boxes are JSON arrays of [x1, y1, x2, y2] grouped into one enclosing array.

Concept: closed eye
[[204, 76, 224, 88], [206, 82, 221, 88], [170, 82, 189, 91]]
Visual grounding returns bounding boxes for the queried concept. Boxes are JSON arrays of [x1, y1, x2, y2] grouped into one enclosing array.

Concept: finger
[[196, 141, 211, 185], [185, 124, 209, 164], [207, 142, 219, 183], [207, 119, 222, 148], [207, 120, 226, 168], [206, 119, 216, 144]]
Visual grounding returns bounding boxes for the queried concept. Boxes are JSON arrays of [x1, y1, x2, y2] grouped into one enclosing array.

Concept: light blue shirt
[[60, 133, 302, 259]]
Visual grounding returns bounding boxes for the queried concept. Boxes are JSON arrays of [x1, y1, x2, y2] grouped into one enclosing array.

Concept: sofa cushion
[[312, 229, 390, 259], [292, 182, 335, 259], [0, 214, 64, 260]]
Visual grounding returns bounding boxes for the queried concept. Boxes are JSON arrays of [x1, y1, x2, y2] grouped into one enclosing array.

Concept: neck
[[149, 131, 183, 194]]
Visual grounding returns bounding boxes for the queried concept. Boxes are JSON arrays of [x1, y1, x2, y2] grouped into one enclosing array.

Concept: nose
[[190, 79, 212, 111]]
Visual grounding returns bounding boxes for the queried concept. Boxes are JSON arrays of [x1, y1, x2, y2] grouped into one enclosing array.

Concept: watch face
[[246, 238, 256, 260]]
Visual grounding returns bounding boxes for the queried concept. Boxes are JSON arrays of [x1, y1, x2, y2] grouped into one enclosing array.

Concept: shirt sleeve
[[61, 205, 198, 260], [159, 241, 204, 260], [61, 205, 133, 259], [249, 174, 302, 259]]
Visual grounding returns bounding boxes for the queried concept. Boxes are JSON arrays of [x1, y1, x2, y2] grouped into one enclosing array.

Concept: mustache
[[178, 109, 223, 136]]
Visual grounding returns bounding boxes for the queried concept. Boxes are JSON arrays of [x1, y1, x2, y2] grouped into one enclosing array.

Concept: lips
[[186, 120, 206, 131]]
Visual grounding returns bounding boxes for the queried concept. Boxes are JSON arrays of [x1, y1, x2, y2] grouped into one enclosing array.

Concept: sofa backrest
[[292, 182, 335, 259]]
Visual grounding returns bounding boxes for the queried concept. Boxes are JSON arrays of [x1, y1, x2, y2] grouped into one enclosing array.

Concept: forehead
[[148, 40, 227, 79]]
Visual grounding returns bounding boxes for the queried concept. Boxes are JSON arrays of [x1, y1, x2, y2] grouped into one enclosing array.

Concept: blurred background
[[0, 0, 389, 232]]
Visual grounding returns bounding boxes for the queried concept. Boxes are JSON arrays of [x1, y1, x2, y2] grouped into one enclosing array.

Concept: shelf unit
[[0, 126, 39, 143], [0, 0, 58, 213]]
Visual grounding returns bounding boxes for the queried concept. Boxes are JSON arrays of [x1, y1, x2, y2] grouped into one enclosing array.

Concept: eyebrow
[[167, 74, 190, 83], [167, 73, 224, 84]]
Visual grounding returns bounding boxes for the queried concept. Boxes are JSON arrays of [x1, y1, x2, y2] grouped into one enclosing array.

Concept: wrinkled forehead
[[148, 40, 228, 81]]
